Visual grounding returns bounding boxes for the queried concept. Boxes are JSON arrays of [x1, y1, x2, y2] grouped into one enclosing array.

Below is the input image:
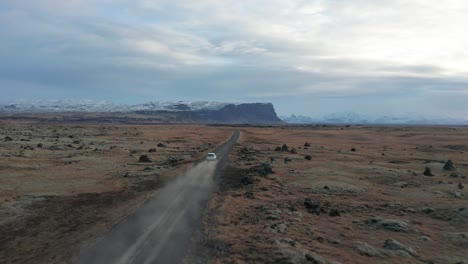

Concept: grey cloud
[[1, 1, 467, 118]]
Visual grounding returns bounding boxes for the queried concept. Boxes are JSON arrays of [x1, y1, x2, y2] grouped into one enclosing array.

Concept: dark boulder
[[139, 155, 152, 162], [304, 253, 326, 264], [423, 167, 434, 176], [304, 198, 321, 215], [305, 155, 312, 160], [247, 163, 274, 176], [329, 208, 341, 217], [240, 146, 250, 154], [166, 156, 182, 165], [443, 160, 455, 171], [241, 176, 254, 185], [383, 239, 418, 257]]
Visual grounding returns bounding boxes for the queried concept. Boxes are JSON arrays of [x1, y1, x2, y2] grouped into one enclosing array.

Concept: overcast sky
[[1, 0, 467, 117]]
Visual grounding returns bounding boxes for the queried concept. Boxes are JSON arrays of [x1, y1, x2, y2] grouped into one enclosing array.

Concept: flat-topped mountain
[[195, 103, 283, 124], [0, 100, 283, 124]]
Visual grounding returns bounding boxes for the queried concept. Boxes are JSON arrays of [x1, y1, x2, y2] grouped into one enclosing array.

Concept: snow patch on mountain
[[0, 100, 233, 113]]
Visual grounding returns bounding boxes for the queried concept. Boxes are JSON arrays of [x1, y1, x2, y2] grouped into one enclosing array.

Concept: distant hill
[[0, 100, 283, 124], [281, 112, 468, 125]]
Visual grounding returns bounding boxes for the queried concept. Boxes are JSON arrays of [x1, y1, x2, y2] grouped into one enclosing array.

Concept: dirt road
[[74, 131, 239, 264]]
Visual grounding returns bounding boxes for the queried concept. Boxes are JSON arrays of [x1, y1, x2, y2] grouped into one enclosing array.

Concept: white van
[[206, 153, 217, 161]]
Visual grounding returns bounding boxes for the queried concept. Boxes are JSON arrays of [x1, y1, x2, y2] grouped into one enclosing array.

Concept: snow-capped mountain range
[[0, 100, 232, 113], [1, 100, 466, 125], [0, 100, 284, 124], [281, 112, 468, 125], [280, 112, 468, 125]]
